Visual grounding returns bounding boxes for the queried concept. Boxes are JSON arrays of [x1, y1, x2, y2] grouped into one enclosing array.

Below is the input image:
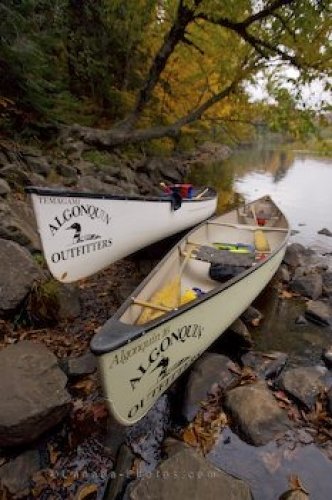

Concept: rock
[[278, 366, 329, 410], [0, 341, 71, 446], [57, 283, 81, 320], [0, 450, 40, 496], [305, 300, 332, 326], [318, 228, 332, 237], [128, 448, 252, 500], [322, 346, 332, 369], [103, 444, 135, 500], [8, 198, 41, 250], [56, 162, 78, 178], [162, 437, 190, 458], [289, 274, 323, 300], [182, 353, 240, 421], [322, 271, 332, 297], [295, 315, 308, 325], [65, 351, 97, 377], [0, 163, 31, 188], [241, 351, 288, 380], [0, 198, 41, 251], [0, 239, 44, 316], [283, 243, 310, 269], [224, 381, 290, 446], [24, 155, 51, 176], [77, 175, 118, 194], [0, 178, 10, 196], [327, 387, 332, 415], [279, 488, 309, 499], [275, 264, 290, 283], [241, 306, 263, 326], [227, 318, 253, 346]]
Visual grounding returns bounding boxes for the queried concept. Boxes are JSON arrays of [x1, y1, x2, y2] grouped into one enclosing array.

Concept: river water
[[190, 148, 332, 252], [189, 148, 332, 365]]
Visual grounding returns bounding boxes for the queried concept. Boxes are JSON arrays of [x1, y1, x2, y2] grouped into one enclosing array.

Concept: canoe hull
[[97, 243, 286, 425], [27, 188, 217, 282]]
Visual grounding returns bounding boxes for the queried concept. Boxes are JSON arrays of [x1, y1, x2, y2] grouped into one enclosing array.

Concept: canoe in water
[[91, 195, 290, 425], [26, 186, 217, 282]]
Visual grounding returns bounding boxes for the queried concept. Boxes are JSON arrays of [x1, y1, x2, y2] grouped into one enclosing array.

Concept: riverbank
[[1, 140, 332, 498]]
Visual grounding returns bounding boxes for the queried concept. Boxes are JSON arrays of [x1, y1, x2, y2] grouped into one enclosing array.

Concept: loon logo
[[151, 356, 169, 379], [66, 223, 101, 245]]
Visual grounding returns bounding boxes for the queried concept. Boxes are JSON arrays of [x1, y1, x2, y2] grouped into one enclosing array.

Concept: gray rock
[[283, 243, 309, 269], [57, 283, 81, 320], [275, 264, 290, 283], [77, 175, 117, 194], [241, 351, 288, 380], [128, 448, 252, 500], [224, 381, 290, 446], [66, 351, 97, 377], [241, 306, 263, 326], [289, 273, 323, 300], [183, 353, 240, 421], [56, 162, 78, 178], [322, 346, 332, 369], [295, 315, 308, 325], [327, 387, 332, 415], [305, 300, 332, 326], [318, 228, 332, 237], [278, 366, 329, 410], [0, 198, 41, 251], [227, 318, 253, 347], [279, 488, 309, 499], [0, 178, 10, 196], [24, 155, 51, 176], [0, 163, 31, 188], [0, 449, 40, 496], [0, 239, 44, 315], [0, 341, 71, 446], [322, 271, 332, 297]]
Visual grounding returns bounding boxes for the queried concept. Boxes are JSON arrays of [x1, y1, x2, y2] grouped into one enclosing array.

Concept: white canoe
[[91, 195, 290, 425], [26, 186, 217, 283]]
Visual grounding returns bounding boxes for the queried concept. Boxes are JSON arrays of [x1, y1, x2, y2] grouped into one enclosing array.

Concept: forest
[[0, 0, 331, 151]]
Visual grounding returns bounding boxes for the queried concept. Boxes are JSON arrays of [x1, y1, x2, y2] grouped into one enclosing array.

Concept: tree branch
[[119, 0, 203, 130]]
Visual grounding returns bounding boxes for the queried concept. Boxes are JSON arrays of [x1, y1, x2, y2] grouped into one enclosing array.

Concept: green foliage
[[0, 0, 330, 143], [26, 279, 60, 326]]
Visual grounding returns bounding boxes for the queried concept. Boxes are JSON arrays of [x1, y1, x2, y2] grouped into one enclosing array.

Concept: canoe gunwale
[[91, 209, 290, 356], [25, 186, 217, 203]]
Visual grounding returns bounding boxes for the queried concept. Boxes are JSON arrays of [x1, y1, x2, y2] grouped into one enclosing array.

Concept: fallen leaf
[[74, 483, 98, 500]]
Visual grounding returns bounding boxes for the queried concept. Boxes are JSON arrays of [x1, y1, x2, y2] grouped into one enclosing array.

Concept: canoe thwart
[[132, 298, 176, 312], [207, 221, 289, 232]]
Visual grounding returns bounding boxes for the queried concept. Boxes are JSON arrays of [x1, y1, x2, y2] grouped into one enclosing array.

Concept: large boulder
[[0, 239, 44, 316], [224, 381, 290, 446], [289, 274, 323, 300], [0, 341, 71, 447], [305, 300, 332, 327], [128, 448, 252, 500], [283, 243, 311, 269], [241, 351, 288, 380], [277, 366, 330, 410], [182, 353, 240, 421], [0, 450, 41, 497]]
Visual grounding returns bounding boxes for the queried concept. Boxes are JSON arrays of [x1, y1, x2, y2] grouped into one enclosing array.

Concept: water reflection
[[188, 148, 332, 252]]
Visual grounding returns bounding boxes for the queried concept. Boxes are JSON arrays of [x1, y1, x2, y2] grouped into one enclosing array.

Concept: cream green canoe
[[26, 185, 217, 283], [91, 195, 290, 425]]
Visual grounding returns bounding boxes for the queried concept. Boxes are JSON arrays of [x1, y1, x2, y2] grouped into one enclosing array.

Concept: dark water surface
[[189, 148, 332, 364]]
